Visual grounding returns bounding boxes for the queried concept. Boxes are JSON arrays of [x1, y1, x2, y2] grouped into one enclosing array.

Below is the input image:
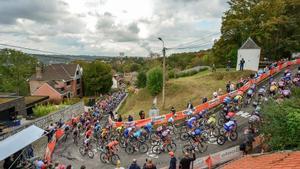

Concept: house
[[123, 71, 138, 85], [221, 151, 300, 169], [236, 37, 261, 71], [29, 64, 83, 103]]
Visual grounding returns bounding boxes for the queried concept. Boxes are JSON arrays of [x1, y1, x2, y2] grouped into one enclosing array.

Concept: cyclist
[[105, 140, 119, 163], [170, 106, 176, 116], [278, 78, 286, 90], [246, 88, 254, 101], [83, 135, 91, 151], [250, 83, 257, 92], [187, 116, 197, 131], [269, 83, 278, 96], [223, 96, 231, 106], [280, 88, 291, 98], [233, 92, 243, 109], [224, 120, 237, 135]]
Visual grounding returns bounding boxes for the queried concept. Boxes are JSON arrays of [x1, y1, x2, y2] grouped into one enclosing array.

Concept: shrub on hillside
[[147, 67, 163, 96], [214, 72, 224, 80], [261, 87, 300, 150], [136, 71, 147, 88]]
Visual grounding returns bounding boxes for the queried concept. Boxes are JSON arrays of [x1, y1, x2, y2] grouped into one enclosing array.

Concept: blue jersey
[[133, 129, 142, 138], [144, 123, 153, 133], [187, 117, 196, 129]]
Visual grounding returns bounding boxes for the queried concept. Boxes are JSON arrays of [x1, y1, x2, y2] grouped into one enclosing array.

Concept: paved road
[[52, 67, 297, 169]]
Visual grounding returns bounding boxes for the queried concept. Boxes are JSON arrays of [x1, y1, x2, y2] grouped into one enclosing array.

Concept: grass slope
[[119, 69, 253, 119]]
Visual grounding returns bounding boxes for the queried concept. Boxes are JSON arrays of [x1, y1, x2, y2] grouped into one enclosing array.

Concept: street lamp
[[158, 37, 166, 109]]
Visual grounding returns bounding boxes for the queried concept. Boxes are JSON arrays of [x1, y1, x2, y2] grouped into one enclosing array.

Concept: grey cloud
[[0, 0, 68, 25]]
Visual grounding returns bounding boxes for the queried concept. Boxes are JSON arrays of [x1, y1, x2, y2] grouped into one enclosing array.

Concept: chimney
[[36, 66, 42, 79]]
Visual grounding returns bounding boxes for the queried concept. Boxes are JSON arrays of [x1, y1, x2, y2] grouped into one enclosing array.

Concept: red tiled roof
[[221, 151, 300, 169]]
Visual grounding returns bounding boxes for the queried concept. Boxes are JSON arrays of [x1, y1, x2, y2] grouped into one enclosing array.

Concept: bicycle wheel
[[119, 137, 126, 148], [79, 146, 86, 156], [218, 118, 225, 126], [125, 145, 134, 154], [139, 143, 149, 153], [180, 132, 189, 141], [167, 143, 177, 152], [111, 154, 120, 166], [197, 142, 208, 153], [151, 145, 161, 155], [87, 150, 94, 159], [182, 145, 193, 154], [212, 127, 220, 137], [100, 152, 107, 163], [216, 135, 226, 145], [229, 131, 238, 141], [219, 127, 226, 136]]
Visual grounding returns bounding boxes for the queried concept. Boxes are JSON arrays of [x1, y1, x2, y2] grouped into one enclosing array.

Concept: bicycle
[[79, 144, 95, 159], [182, 135, 208, 154], [151, 138, 177, 154], [125, 137, 149, 154], [99, 148, 120, 165]]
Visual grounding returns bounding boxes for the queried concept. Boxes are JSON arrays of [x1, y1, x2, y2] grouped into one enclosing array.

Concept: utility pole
[[158, 37, 166, 109]]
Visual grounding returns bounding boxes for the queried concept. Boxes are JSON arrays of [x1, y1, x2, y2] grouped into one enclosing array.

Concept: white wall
[[111, 77, 118, 89], [236, 49, 261, 71]]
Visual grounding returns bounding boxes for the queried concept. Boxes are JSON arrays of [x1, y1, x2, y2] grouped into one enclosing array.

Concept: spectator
[[129, 159, 141, 169], [239, 58, 245, 71], [139, 110, 145, 119], [186, 101, 194, 110], [128, 115, 133, 122], [212, 63, 216, 72], [230, 83, 235, 92], [169, 151, 177, 169], [202, 97, 208, 103], [116, 160, 125, 169], [117, 115, 123, 122], [143, 159, 157, 169], [80, 165, 86, 169], [66, 165, 72, 169], [179, 151, 196, 169], [170, 107, 176, 116], [226, 60, 231, 71], [226, 81, 231, 93]]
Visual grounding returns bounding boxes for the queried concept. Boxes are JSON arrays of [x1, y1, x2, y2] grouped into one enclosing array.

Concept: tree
[[83, 61, 113, 96], [0, 49, 38, 95], [136, 71, 147, 88], [211, 0, 300, 63], [147, 67, 163, 96]]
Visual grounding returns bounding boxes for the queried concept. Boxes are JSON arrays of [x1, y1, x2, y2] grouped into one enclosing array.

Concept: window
[[76, 78, 80, 84], [77, 89, 80, 95], [66, 81, 71, 86]]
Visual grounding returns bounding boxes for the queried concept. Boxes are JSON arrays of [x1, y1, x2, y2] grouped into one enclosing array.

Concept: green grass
[[119, 69, 253, 119]]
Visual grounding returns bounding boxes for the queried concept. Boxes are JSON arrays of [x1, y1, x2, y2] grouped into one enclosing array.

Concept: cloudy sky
[[0, 0, 228, 56]]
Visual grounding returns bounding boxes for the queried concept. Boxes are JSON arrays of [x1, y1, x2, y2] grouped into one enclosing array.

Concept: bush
[[147, 67, 163, 96], [174, 67, 208, 78], [214, 72, 225, 80], [168, 69, 176, 79], [33, 104, 67, 117], [136, 71, 147, 88], [261, 87, 300, 150]]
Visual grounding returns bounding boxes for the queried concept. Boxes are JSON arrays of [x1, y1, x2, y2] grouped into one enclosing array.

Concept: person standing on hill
[[179, 151, 196, 169], [240, 58, 245, 71]]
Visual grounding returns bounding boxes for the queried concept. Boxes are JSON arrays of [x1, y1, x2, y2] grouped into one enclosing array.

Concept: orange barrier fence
[[109, 59, 300, 128], [44, 59, 300, 162]]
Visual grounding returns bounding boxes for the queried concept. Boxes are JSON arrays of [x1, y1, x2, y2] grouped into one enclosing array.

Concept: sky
[[0, 0, 228, 57]]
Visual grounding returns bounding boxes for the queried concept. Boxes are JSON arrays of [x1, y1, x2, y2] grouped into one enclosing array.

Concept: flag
[[205, 156, 213, 169]]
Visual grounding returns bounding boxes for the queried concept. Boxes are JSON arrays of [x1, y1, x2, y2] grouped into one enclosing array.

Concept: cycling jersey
[[133, 129, 142, 138], [162, 129, 170, 137], [224, 121, 236, 132], [258, 88, 265, 94], [249, 115, 260, 123], [247, 89, 254, 96], [207, 116, 216, 125], [270, 85, 277, 92], [144, 123, 153, 133], [187, 117, 196, 129], [282, 90, 291, 96], [278, 81, 285, 87], [233, 95, 242, 103], [107, 140, 119, 149], [223, 97, 231, 104], [124, 127, 133, 137]]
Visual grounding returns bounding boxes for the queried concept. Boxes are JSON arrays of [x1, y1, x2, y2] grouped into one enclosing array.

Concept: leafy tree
[[147, 67, 163, 96], [261, 87, 300, 150], [212, 0, 300, 63], [83, 61, 113, 96], [130, 63, 141, 72], [0, 49, 38, 95], [136, 71, 147, 88]]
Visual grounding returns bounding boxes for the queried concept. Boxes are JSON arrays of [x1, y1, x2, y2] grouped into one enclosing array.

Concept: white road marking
[[236, 111, 251, 118], [146, 150, 159, 158]]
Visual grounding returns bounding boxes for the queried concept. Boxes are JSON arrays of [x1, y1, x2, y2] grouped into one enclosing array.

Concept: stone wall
[[0, 101, 84, 141]]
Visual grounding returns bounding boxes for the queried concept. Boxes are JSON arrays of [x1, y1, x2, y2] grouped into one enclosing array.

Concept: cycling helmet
[[194, 128, 202, 136], [252, 101, 258, 107], [168, 117, 174, 123]]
